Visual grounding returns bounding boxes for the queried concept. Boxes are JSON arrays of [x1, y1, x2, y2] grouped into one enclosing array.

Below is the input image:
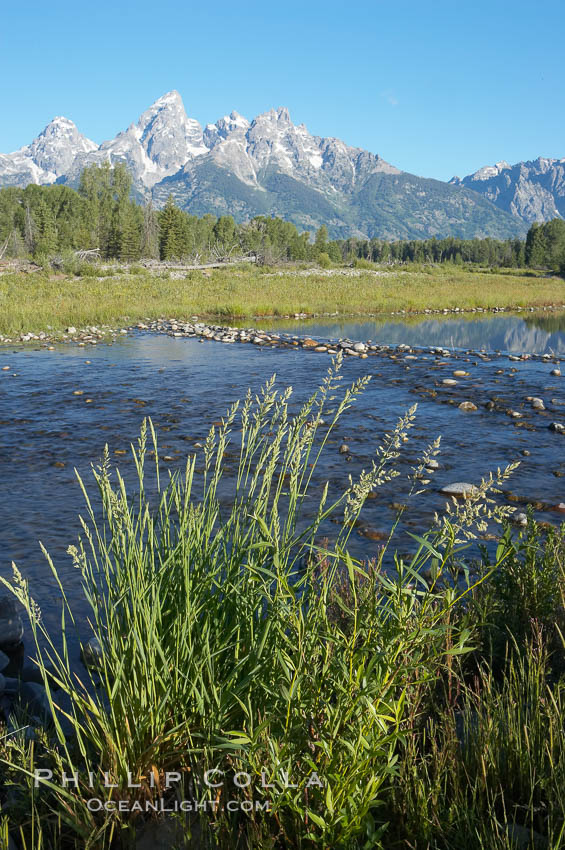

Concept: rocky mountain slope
[[0, 91, 534, 239], [451, 158, 565, 224], [0, 117, 97, 186]]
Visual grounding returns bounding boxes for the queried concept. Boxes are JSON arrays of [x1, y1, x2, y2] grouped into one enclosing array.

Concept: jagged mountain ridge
[[0, 91, 533, 239], [451, 157, 565, 223], [0, 116, 97, 186]]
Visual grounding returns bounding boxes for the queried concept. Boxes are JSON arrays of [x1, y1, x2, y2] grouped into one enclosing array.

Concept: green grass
[[0, 263, 563, 338], [3, 357, 563, 848]]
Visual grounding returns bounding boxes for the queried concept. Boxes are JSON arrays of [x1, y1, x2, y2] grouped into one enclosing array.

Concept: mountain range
[[1, 91, 562, 240]]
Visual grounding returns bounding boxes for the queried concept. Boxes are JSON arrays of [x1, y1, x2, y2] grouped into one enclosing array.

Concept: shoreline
[[1, 301, 565, 351], [1, 315, 564, 366]]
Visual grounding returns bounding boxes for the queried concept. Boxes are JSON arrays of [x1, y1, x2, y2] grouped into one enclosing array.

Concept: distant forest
[[1, 162, 564, 274]]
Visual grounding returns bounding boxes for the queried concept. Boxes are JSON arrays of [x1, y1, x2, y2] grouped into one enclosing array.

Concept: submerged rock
[[0, 596, 24, 650], [81, 636, 103, 668], [458, 401, 477, 411], [18, 681, 53, 722]]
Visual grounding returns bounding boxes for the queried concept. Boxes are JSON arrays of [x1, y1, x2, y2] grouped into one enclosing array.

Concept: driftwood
[[140, 255, 257, 271], [75, 249, 101, 261]]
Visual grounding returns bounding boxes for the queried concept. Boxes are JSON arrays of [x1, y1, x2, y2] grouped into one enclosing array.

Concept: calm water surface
[[1, 311, 564, 658]]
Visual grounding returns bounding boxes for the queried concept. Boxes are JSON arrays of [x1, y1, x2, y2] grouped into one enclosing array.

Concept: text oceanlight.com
[[86, 798, 274, 812]]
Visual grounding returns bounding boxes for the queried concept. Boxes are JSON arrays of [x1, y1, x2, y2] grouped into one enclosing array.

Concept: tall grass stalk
[[1, 357, 519, 848]]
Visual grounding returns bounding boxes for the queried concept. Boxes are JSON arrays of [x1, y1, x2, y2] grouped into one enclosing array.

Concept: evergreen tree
[[314, 225, 328, 255], [24, 204, 36, 254], [525, 222, 547, 267], [34, 198, 58, 257], [141, 201, 159, 259], [159, 195, 181, 259], [120, 204, 142, 261]]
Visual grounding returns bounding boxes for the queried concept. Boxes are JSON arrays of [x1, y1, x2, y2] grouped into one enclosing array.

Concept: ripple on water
[[0, 319, 564, 659]]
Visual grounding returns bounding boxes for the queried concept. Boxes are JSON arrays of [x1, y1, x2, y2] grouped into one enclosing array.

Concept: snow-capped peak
[[471, 160, 511, 180], [26, 116, 97, 176]]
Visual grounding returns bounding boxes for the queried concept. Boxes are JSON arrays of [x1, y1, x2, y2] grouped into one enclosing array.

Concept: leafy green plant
[[0, 358, 520, 848]]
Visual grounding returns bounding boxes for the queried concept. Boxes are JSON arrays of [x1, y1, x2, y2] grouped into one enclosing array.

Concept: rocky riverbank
[[2, 300, 565, 347]]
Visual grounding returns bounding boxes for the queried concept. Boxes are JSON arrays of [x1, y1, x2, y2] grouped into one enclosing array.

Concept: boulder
[[0, 596, 24, 650], [18, 681, 53, 722]]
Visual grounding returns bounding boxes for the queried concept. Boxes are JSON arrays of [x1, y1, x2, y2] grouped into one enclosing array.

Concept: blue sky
[[1, 0, 563, 181]]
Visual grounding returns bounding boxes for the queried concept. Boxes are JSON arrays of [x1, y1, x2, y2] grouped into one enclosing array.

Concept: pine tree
[[159, 195, 180, 259], [525, 222, 547, 268], [314, 225, 328, 256], [141, 201, 159, 258], [120, 204, 141, 261], [34, 198, 58, 257], [24, 204, 36, 255]]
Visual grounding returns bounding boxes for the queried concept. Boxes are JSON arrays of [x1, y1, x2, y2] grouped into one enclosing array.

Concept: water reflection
[[263, 311, 565, 355]]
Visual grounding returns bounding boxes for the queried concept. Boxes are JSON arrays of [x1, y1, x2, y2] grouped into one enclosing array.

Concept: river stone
[[440, 482, 479, 499], [458, 401, 477, 411], [442, 378, 457, 386], [551, 368, 561, 376], [0, 649, 10, 671], [81, 636, 103, 668], [514, 512, 528, 526], [353, 342, 367, 353], [0, 596, 24, 650], [19, 662, 61, 690], [339, 444, 349, 454], [530, 397, 545, 410], [66, 326, 77, 334], [549, 422, 565, 433], [453, 370, 469, 377]]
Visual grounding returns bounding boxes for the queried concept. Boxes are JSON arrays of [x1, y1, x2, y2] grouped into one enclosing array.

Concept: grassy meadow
[[1, 359, 564, 849], [0, 262, 564, 338]]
